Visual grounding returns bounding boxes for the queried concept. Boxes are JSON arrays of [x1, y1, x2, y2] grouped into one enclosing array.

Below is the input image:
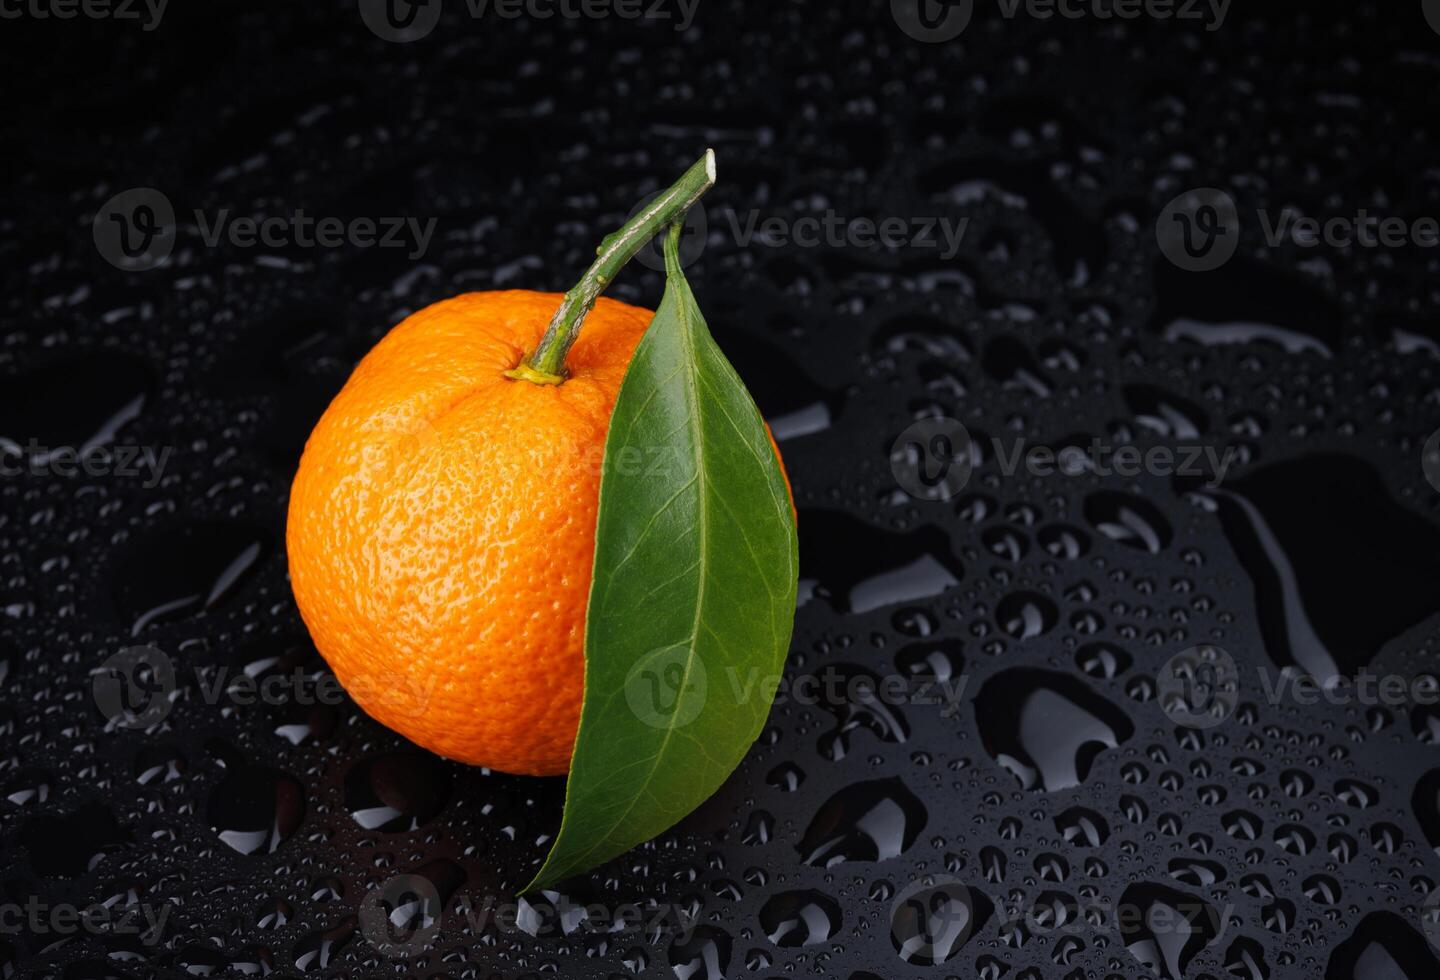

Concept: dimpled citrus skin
[[286, 291, 654, 776]]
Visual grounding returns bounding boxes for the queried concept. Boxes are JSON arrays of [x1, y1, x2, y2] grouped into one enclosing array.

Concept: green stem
[[507, 149, 716, 385]]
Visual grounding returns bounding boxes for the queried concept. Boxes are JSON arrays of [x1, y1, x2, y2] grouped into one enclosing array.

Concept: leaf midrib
[[556, 288, 715, 873]]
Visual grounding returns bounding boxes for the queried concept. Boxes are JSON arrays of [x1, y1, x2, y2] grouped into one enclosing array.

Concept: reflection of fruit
[[288, 290, 656, 776]]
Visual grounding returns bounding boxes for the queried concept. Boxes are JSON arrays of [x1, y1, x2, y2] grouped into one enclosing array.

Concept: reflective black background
[[3, 1, 1440, 978]]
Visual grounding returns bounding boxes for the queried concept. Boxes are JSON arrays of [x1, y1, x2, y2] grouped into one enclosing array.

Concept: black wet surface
[[3, 1, 1440, 978]]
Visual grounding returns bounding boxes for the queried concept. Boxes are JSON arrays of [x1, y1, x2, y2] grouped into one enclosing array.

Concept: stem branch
[[508, 149, 716, 384]]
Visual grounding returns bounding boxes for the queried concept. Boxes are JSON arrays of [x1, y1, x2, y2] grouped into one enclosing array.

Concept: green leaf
[[524, 224, 799, 892]]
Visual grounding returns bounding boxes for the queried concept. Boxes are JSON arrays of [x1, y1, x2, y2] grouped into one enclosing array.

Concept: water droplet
[[19, 803, 129, 877], [1117, 883, 1220, 980], [344, 751, 452, 832], [799, 511, 961, 614], [975, 669, 1134, 791], [1326, 912, 1440, 980], [207, 748, 306, 855], [759, 889, 841, 946], [1085, 491, 1173, 554], [668, 925, 731, 980], [110, 522, 268, 634], [798, 778, 928, 866], [0, 352, 155, 453], [890, 878, 992, 966], [1185, 454, 1440, 685]]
